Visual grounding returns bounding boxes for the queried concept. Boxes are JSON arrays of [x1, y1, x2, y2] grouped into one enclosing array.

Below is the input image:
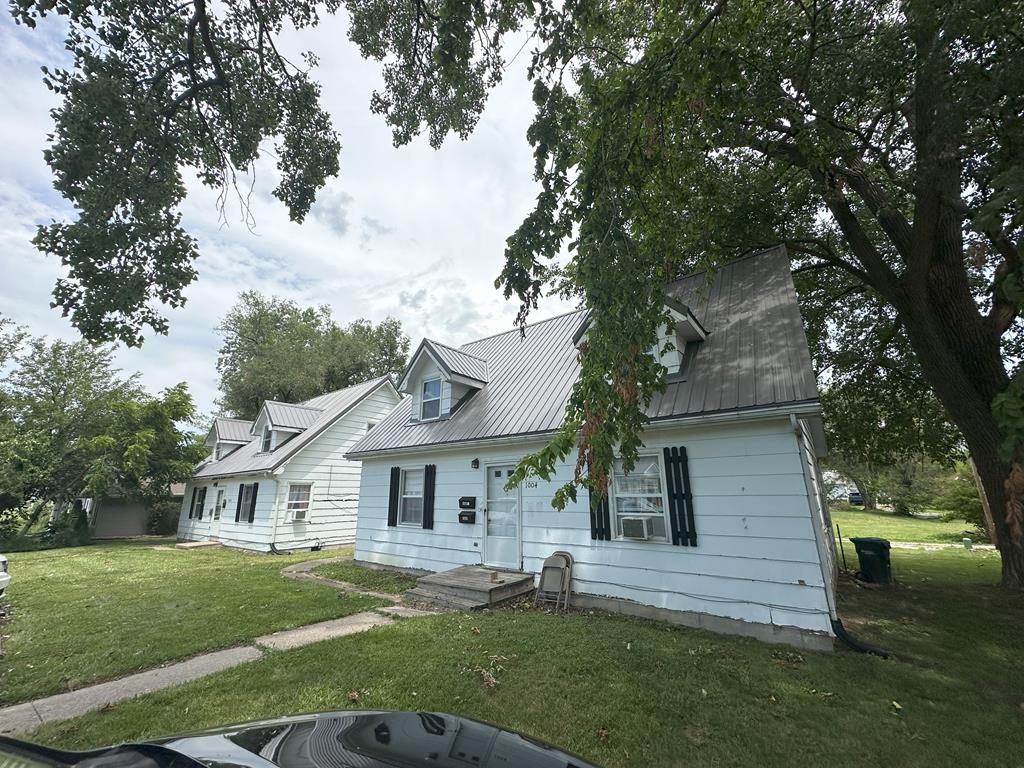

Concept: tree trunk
[[969, 457, 998, 545], [894, 286, 1024, 587]]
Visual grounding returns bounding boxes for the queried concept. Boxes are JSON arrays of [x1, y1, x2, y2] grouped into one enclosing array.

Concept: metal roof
[[263, 401, 324, 430], [398, 338, 489, 391], [214, 418, 254, 443], [194, 376, 396, 479], [348, 247, 819, 457]]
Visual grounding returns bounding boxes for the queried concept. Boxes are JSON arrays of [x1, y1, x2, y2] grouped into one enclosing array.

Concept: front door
[[210, 489, 225, 539], [483, 465, 521, 570]]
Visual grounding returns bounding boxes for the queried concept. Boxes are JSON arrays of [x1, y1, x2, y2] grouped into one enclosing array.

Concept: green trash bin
[[849, 537, 892, 584]]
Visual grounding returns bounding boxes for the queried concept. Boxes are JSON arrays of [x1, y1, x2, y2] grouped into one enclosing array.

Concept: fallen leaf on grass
[[348, 691, 360, 702], [597, 728, 610, 743], [471, 627, 481, 635]]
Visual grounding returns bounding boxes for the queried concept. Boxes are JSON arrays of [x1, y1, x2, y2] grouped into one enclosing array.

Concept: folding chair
[[534, 551, 574, 610]]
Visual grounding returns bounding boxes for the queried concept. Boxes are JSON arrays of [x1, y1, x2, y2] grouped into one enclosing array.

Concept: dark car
[[0, 711, 601, 768], [848, 491, 864, 505]]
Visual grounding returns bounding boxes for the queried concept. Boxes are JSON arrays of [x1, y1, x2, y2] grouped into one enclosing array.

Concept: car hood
[[144, 711, 599, 768]]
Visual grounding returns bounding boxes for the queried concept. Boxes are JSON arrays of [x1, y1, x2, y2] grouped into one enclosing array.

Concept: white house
[[178, 376, 401, 552], [346, 247, 837, 649]]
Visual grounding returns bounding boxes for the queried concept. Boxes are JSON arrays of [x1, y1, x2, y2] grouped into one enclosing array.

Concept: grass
[[26, 548, 1024, 768], [830, 505, 977, 544], [0, 541, 386, 706], [312, 560, 419, 594]]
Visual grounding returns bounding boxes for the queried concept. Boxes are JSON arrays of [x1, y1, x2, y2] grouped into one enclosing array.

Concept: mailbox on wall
[[458, 510, 476, 524], [459, 496, 476, 510]]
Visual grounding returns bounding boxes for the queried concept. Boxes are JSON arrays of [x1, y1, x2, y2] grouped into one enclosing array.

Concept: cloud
[[310, 187, 354, 235]]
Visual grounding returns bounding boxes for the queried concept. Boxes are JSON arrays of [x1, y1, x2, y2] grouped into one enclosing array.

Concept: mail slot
[[458, 510, 476, 524], [459, 496, 476, 510]]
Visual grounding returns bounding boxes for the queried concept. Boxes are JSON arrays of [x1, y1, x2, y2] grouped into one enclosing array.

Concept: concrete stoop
[[405, 565, 534, 611]]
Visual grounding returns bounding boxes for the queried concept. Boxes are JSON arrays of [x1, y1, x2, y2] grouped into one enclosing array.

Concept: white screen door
[[484, 465, 521, 569]]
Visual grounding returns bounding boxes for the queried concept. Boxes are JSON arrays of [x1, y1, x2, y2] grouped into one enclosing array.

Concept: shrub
[[147, 498, 181, 535]]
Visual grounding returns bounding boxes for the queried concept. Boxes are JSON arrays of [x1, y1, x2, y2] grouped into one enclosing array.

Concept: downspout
[[790, 414, 890, 658]]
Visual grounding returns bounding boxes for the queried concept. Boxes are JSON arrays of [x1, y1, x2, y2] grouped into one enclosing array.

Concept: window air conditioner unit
[[620, 517, 651, 540]]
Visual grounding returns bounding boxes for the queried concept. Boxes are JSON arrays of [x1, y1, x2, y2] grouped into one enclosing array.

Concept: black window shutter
[[387, 467, 400, 527], [248, 482, 259, 523], [663, 446, 697, 546], [422, 464, 436, 529], [189, 487, 197, 519], [587, 487, 612, 541], [235, 485, 245, 522]]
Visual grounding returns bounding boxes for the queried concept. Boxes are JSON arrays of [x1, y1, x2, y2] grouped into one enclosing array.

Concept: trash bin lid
[[849, 536, 891, 549]]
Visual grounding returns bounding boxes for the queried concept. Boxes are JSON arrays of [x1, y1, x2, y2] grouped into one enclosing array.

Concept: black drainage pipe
[[831, 618, 890, 659]]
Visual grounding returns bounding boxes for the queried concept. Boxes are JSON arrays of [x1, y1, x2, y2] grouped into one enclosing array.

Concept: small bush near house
[[147, 498, 181, 535]]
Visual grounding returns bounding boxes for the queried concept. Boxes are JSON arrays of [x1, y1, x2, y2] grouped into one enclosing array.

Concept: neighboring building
[[178, 376, 402, 552], [347, 247, 837, 649], [88, 484, 187, 539]]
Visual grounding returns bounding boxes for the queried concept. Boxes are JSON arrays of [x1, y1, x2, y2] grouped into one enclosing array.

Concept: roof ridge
[[459, 307, 588, 348], [265, 400, 324, 411], [666, 245, 786, 287], [216, 416, 253, 423], [425, 338, 488, 362]]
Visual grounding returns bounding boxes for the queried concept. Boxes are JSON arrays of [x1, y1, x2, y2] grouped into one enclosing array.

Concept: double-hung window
[[260, 426, 272, 452], [214, 489, 225, 520], [195, 487, 207, 521], [287, 483, 312, 521], [420, 378, 441, 420], [399, 468, 424, 525], [611, 455, 669, 541]]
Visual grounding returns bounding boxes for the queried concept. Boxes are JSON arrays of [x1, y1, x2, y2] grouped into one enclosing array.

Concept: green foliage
[[147, 497, 183, 535], [0, 330, 205, 541], [21, 2, 1024, 540], [216, 291, 409, 417], [12, 0, 343, 345]]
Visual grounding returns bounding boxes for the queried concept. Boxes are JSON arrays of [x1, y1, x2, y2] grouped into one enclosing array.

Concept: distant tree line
[[214, 291, 410, 418]]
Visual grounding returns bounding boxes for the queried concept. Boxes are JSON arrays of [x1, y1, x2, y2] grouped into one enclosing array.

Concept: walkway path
[[0, 560, 433, 736]]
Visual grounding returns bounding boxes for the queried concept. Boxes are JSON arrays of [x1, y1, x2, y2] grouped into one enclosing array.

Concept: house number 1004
[[525, 480, 539, 489]]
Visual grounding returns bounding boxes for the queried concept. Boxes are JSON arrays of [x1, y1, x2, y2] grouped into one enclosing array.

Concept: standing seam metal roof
[[194, 376, 396, 479], [263, 401, 324, 430], [347, 247, 819, 457], [214, 418, 254, 443]]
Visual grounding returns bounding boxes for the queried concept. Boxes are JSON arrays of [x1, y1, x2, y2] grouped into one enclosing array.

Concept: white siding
[[176, 384, 401, 552], [177, 474, 278, 551], [354, 417, 833, 634], [271, 387, 401, 549]]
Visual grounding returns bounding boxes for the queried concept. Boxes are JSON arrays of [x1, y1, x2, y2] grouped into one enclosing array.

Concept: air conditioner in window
[[620, 516, 651, 540]]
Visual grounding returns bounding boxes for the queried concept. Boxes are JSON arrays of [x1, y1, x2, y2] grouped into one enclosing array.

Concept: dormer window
[[421, 378, 442, 420], [261, 426, 272, 452]]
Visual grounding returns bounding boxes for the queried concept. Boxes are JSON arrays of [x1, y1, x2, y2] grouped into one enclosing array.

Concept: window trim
[[419, 377, 442, 421], [609, 453, 671, 543], [213, 488, 225, 521], [398, 467, 425, 526], [260, 426, 272, 453], [286, 482, 313, 521]]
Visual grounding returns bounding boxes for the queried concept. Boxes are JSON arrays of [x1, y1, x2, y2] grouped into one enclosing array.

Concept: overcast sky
[[0, 12, 574, 416]]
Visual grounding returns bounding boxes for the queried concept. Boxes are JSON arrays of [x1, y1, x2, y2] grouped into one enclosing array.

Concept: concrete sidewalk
[[0, 559, 436, 737]]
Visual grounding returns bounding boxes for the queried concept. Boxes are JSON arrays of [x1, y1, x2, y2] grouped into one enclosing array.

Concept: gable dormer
[[572, 297, 708, 377], [251, 401, 323, 453], [398, 339, 488, 422], [205, 417, 254, 461]]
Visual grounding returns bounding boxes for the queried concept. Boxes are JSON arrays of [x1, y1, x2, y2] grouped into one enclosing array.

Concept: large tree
[[17, 1, 1024, 585], [215, 291, 408, 417], [0, 334, 204, 534]]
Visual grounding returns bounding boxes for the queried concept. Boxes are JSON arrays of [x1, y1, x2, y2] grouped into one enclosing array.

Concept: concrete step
[[403, 587, 488, 612], [416, 567, 535, 605]]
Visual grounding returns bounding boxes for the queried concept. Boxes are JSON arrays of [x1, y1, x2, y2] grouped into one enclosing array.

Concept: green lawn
[[27, 548, 1024, 768], [0, 541, 385, 706], [312, 560, 419, 594], [830, 505, 977, 544]]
